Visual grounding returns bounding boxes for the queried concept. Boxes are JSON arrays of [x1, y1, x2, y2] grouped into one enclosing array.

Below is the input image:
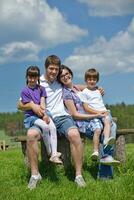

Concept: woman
[[58, 65, 119, 166]]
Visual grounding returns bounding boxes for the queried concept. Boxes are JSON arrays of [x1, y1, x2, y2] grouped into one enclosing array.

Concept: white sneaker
[[28, 174, 42, 190], [100, 155, 120, 166], [49, 155, 63, 164], [91, 151, 99, 161], [75, 175, 86, 187], [104, 137, 115, 149], [56, 152, 62, 158]]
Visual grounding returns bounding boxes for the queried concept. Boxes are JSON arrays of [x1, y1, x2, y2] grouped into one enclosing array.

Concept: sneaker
[[91, 151, 99, 161], [75, 175, 86, 187], [28, 174, 42, 190], [49, 155, 63, 164], [100, 155, 120, 166], [104, 137, 115, 149], [56, 152, 62, 158]]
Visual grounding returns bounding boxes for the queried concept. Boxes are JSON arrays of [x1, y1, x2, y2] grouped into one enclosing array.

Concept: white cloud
[[0, 41, 39, 64], [64, 17, 134, 76], [0, 0, 88, 63], [77, 0, 134, 16]]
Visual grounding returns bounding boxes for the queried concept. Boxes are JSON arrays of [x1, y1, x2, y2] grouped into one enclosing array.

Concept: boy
[[79, 68, 116, 160]]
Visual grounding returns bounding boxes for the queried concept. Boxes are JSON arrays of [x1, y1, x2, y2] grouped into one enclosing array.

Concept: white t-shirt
[[40, 75, 69, 118], [78, 88, 107, 112]]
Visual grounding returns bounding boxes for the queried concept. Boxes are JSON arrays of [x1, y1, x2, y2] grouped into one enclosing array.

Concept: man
[[18, 55, 86, 189]]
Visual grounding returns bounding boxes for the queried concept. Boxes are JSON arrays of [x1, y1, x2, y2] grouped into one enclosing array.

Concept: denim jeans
[[98, 121, 117, 179]]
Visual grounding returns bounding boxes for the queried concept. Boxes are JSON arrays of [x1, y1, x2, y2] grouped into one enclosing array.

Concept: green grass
[[0, 143, 134, 200]]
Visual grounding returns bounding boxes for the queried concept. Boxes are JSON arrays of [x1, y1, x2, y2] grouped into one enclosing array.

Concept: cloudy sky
[[0, 0, 134, 112]]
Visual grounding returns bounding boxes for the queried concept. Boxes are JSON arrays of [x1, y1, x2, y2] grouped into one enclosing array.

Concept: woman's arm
[[75, 84, 86, 91], [83, 102, 100, 114], [64, 99, 103, 120], [83, 102, 107, 115]]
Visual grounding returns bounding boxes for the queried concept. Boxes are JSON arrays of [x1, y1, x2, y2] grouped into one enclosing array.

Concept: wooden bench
[[13, 128, 134, 169], [116, 129, 134, 162], [0, 140, 9, 151], [13, 134, 72, 170]]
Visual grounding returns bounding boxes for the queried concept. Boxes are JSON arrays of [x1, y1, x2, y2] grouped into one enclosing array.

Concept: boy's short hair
[[45, 55, 61, 69], [85, 68, 99, 82]]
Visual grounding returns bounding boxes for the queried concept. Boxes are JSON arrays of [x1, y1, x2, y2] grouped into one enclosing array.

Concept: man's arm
[[97, 87, 105, 96], [75, 84, 105, 96], [17, 100, 32, 111], [17, 100, 44, 117]]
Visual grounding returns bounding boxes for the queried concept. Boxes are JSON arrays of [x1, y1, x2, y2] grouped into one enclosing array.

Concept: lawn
[[0, 142, 134, 200]]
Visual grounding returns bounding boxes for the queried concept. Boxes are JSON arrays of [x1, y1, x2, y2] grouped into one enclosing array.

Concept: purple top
[[21, 84, 47, 117], [62, 86, 85, 131]]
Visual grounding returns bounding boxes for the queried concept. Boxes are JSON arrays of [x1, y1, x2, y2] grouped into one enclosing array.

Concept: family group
[[18, 55, 120, 190]]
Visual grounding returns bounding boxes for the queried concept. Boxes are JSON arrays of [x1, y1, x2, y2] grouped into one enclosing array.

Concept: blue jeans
[[100, 120, 116, 157], [98, 121, 117, 179], [24, 115, 39, 129], [53, 115, 77, 137]]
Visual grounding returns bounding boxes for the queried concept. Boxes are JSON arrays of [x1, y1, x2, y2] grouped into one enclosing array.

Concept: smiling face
[[59, 68, 73, 87], [45, 64, 59, 83], [86, 76, 98, 90], [27, 75, 39, 88]]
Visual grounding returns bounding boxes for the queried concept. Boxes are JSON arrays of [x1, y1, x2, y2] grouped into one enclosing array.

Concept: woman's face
[[59, 69, 72, 86]]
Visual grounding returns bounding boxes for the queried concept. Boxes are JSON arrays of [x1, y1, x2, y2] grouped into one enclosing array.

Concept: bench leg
[[57, 137, 71, 171], [40, 139, 50, 166], [116, 135, 126, 163]]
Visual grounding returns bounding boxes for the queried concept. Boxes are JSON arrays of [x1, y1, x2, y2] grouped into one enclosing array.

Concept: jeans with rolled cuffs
[[100, 120, 116, 157], [98, 121, 117, 179]]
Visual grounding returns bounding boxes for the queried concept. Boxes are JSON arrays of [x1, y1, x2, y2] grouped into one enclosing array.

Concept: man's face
[[45, 65, 59, 82]]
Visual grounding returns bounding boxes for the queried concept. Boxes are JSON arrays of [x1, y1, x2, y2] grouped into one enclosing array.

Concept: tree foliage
[[0, 103, 134, 136], [0, 111, 25, 136]]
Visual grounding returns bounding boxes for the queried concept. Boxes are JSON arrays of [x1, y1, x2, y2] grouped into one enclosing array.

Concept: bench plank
[[12, 127, 134, 166], [117, 129, 134, 135]]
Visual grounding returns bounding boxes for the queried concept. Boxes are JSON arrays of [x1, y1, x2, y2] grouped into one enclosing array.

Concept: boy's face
[[86, 77, 98, 90], [45, 64, 59, 83]]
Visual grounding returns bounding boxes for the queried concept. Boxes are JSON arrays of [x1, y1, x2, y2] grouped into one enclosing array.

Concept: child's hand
[[43, 114, 50, 124], [40, 104, 45, 110], [99, 111, 108, 116], [96, 113, 105, 118]]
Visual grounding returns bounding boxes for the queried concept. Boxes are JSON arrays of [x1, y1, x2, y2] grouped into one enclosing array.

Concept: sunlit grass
[[0, 143, 133, 200]]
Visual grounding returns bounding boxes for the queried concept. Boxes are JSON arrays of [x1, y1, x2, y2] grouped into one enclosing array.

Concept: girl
[[20, 66, 62, 164]]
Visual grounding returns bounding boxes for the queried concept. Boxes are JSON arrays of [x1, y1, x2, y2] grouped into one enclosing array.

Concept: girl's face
[[86, 77, 98, 90], [60, 69, 72, 86], [27, 75, 38, 88]]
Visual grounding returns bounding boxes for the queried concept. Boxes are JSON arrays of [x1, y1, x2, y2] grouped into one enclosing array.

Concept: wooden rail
[[117, 129, 134, 134]]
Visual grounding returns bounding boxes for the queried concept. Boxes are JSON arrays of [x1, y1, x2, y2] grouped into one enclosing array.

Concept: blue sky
[[0, 0, 134, 113]]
